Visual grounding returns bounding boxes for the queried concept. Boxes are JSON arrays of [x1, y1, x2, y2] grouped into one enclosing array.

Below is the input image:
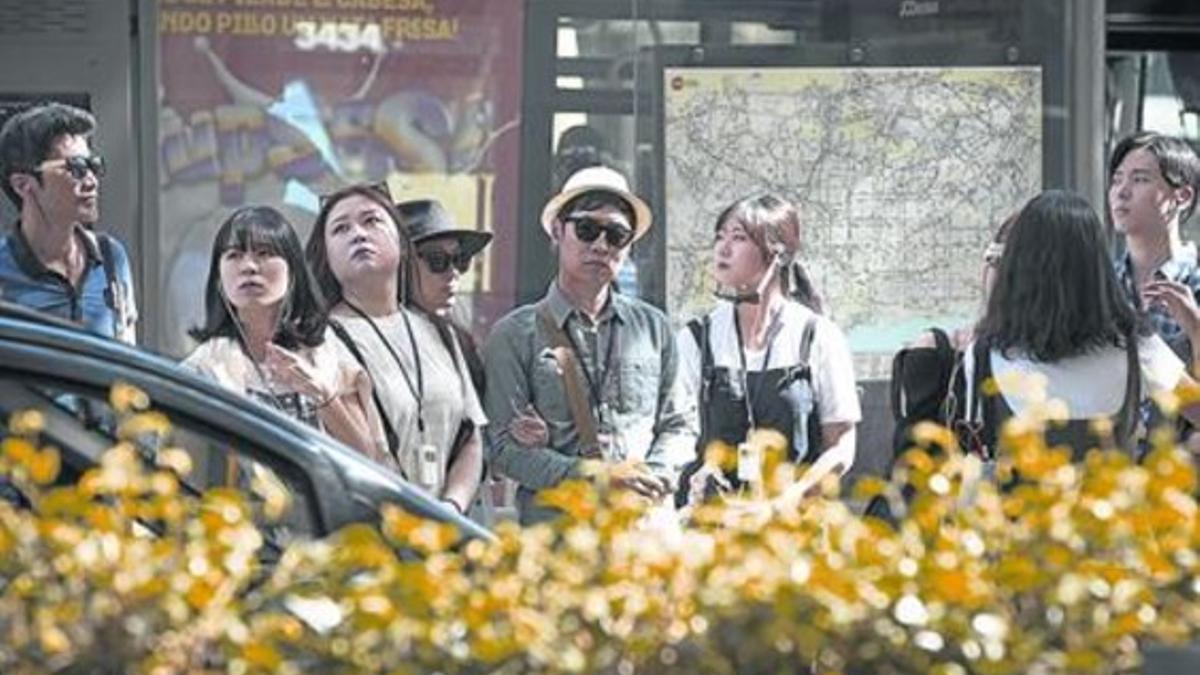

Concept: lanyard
[[733, 305, 782, 430], [345, 302, 426, 434], [560, 314, 619, 425]]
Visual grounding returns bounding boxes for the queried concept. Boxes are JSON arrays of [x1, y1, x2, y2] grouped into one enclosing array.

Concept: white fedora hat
[[540, 165, 653, 242]]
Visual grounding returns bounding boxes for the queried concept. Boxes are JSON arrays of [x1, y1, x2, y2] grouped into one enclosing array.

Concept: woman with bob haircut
[[184, 205, 386, 460], [961, 189, 1200, 458], [677, 193, 861, 507], [306, 185, 486, 516]]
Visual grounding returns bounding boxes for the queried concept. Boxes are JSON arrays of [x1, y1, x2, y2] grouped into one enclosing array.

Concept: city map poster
[[156, 0, 523, 354], [663, 66, 1043, 377]]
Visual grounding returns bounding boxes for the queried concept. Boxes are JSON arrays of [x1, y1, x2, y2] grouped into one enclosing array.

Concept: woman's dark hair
[[190, 205, 327, 349], [304, 183, 412, 307], [715, 193, 824, 313], [978, 190, 1146, 361]]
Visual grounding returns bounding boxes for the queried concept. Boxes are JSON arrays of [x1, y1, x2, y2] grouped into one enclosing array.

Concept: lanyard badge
[[417, 443, 440, 491], [737, 441, 763, 483]]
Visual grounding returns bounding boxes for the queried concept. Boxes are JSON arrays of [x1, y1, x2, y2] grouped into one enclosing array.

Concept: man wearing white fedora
[[483, 166, 695, 525]]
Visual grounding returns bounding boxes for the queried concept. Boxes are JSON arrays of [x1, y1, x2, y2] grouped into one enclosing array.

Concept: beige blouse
[[182, 328, 395, 471]]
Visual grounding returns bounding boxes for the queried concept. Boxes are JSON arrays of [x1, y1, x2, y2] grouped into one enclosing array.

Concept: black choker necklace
[[714, 288, 760, 304]]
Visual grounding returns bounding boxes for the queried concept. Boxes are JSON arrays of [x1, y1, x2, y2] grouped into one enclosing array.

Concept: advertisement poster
[[157, 0, 523, 355]]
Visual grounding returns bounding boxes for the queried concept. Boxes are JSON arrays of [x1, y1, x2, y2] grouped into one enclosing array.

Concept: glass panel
[[1109, 51, 1200, 241], [626, 0, 1062, 380], [154, 0, 526, 354]]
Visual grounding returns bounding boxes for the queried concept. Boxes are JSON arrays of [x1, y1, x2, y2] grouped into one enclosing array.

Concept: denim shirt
[[0, 223, 137, 343], [483, 282, 696, 525], [1115, 244, 1200, 440], [1115, 244, 1200, 364]]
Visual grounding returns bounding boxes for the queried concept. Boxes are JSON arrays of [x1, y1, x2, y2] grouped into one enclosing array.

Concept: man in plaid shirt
[[1109, 132, 1200, 447]]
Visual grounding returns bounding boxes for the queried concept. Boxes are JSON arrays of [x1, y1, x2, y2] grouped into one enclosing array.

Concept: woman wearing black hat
[[399, 198, 493, 515]]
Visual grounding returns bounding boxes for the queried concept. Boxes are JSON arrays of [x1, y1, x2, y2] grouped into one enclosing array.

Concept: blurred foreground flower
[[0, 384, 1199, 673]]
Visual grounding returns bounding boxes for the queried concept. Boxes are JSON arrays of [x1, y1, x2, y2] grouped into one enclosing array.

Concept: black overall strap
[[795, 314, 821, 457], [687, 315, 713, 440]]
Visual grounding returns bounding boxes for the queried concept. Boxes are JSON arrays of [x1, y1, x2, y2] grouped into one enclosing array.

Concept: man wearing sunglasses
[[483, 165, 695, 525], [0, 102, 136, 343]]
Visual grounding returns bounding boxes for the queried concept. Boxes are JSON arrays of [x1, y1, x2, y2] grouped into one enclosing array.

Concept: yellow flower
[[538, 479, 599, 522], [117, 411, 172, 441], [29, 447, 61, 485], [8, 409, 44, 435], [2, 436, 36, 464], [110, 381, 150, 412]]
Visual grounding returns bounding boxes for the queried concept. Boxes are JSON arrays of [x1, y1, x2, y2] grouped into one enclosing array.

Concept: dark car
[[0, 301, 491, 544]]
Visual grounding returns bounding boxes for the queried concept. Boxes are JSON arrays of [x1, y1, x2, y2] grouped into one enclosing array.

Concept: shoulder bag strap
[[328, 318, 404, 472], [1114, 333, 1141, 451], [535, 302, 600, 456]]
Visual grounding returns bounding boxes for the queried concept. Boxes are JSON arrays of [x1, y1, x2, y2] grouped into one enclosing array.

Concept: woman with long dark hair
[[963, 190, 1200, 457], [677, 193, 860, 507], [306, 185, 486, 516], [184, 205, 385, 459]]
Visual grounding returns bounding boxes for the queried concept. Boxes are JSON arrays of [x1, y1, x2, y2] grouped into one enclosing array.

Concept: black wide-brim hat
[[395, 198, 493, 256]]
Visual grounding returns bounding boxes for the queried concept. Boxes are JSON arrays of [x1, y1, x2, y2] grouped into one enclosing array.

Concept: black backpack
[[889, 328, 961, 459], [867, 328, 962, 523]]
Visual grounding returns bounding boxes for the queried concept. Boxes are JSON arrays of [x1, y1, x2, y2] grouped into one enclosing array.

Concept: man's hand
[[685, 463, 732, 506], [606, 460, 671, 500], [509, 402, 549, 447], [1144, 279, 1200, 341]]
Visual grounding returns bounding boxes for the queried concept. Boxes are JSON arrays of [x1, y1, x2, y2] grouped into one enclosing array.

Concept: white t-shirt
[[676, 299, 862, 426], [332, 307, 487, 493], [976, 334, 1186, 418]]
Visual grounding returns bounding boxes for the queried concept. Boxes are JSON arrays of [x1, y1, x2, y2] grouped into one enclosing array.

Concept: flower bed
[[1, 391, 1199, 673]]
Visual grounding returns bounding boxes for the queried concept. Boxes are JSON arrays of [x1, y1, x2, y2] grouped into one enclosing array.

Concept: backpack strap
[[969, 336, 999, 458], [328, 318, 404, 473], [95, 233, 131, 340], [535, 301, 601, 458]]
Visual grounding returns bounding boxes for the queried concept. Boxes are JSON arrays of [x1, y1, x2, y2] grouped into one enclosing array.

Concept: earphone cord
[[220, 286, 287, 410]]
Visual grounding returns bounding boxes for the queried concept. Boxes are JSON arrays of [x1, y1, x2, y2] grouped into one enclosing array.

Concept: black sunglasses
[[419, 247, 474, 274], [37, 155, 105, 180], [567, 216, 634, 248]]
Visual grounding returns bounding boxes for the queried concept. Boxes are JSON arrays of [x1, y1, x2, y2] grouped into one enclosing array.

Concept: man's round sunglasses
[[35, 155, 105, 180], [418, 247, 474, 274], [567, 216, 634, 248]]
